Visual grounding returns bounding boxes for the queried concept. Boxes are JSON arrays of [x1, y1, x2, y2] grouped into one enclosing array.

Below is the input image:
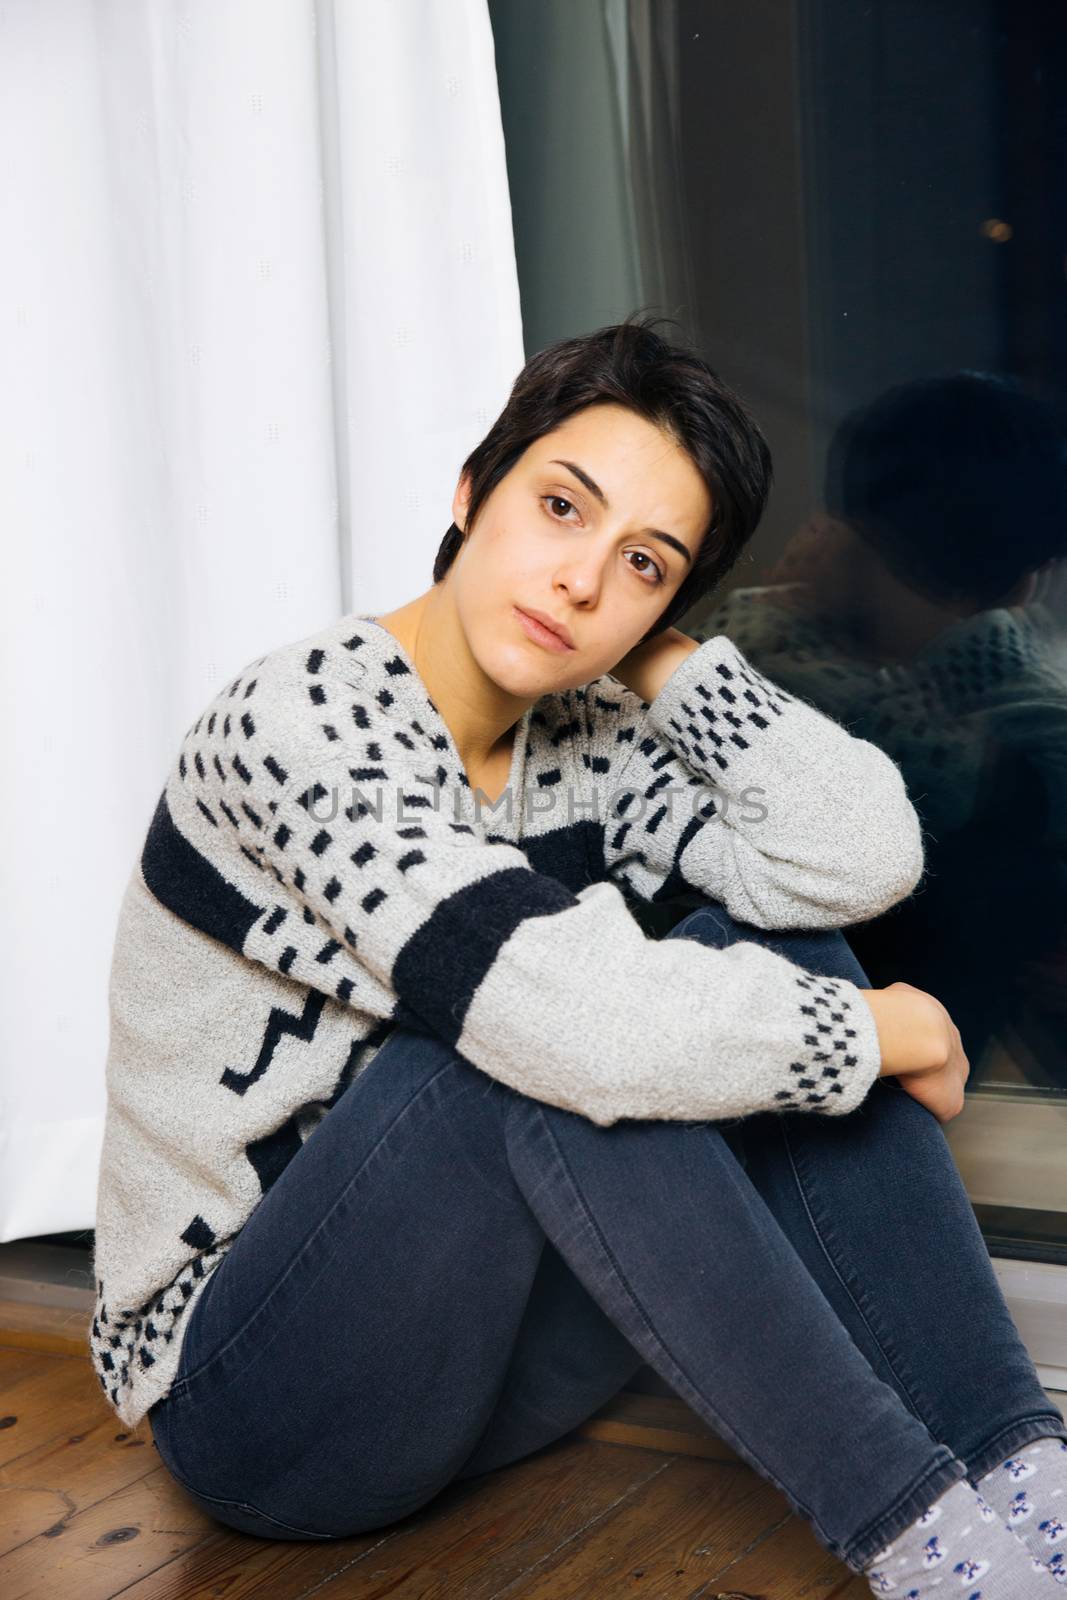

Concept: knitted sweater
[[89, 611, 925, 1428]]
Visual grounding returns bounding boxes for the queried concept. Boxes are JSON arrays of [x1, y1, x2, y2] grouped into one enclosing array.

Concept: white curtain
[[0, 0, 524, 1242]]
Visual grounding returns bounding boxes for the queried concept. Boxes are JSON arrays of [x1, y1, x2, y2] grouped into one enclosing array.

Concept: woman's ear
[[451, 470, 472, 534]]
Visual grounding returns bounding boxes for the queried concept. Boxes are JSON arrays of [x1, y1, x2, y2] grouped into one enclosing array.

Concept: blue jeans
[[148, 899, 1067, 1571]]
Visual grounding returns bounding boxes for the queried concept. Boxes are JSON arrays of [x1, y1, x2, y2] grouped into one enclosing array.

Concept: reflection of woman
[[95, 320, 1065, 1592], [703, 373, 1067, 1086], [708, 578, 1067, 1087]]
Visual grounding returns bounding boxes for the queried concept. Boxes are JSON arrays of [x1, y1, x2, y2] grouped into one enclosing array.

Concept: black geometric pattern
[[773, 972, 862, 1107], [576, 642, 800, 903], [219, 990, 327, 1097], [88, 1235, 230, 1412]]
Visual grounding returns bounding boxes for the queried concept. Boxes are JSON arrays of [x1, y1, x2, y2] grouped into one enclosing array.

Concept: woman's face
[[448, 401, 713, 694]]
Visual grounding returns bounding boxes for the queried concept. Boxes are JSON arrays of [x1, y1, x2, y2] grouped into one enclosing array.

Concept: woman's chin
[[480, 640, 583, 698]]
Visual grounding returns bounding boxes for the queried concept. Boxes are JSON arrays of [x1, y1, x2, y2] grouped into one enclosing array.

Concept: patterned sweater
[[89, 611, 925, 1427]]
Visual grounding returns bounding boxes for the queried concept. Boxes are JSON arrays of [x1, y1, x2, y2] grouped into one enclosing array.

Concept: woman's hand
[[610, 627, 700, 706], [857, 981, 971, 1123]]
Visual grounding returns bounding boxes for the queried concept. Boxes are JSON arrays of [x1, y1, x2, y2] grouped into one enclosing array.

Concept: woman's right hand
[[857, 981, 971, 1123]]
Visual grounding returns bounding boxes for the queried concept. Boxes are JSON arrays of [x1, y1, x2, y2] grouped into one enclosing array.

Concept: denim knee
[[666, 898, 872, 988]]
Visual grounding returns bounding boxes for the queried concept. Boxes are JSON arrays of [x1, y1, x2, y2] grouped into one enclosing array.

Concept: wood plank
[[0, 1347, 57, 1390], [0, 1353, 150, 1476], [574, 1390, 741, 1463], [473, 1451, 805, 1597], [0, 1299, 89, 1359], [0, 1462, 220, 1599], [1, 1434, 677, 1600], [0, 1403, 164, 1555]]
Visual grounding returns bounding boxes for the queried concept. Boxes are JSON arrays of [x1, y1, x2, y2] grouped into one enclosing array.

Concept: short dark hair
[[825, 371, 1067, 609], [433, 311, 773, 646]]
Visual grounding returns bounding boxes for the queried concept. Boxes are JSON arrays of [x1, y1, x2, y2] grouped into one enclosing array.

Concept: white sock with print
[[862, 1474, 1057, 1596], [973, 1437, 1067, 1585]]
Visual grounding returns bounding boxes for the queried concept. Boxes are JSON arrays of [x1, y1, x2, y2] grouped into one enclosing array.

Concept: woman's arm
[[156, 646, 888, 1128], [580, 629, 926, 929]]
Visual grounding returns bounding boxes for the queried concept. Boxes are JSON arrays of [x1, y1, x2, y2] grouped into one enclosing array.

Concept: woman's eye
[[541, 496, 664, 585], [627, 551, 666, 586]]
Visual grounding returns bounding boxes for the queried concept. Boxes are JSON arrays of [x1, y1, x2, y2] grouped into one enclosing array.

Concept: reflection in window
[[699, 372, 1067, 1094], [490, 0, 1067, 1107]]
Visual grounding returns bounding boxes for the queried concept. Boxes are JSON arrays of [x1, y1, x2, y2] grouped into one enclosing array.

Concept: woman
[[92, 316, 1067, 1593]]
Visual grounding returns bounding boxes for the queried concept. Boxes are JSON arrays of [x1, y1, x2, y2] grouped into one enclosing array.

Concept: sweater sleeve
[[215, 714, 885, 1129], [584, 633, 926, 930]]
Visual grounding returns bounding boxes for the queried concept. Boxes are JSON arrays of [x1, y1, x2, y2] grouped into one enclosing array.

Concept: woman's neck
[[372, 590, 527, 774]]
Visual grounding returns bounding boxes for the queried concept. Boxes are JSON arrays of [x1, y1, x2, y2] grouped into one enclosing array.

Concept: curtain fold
[[0, 0, 523, 1241]]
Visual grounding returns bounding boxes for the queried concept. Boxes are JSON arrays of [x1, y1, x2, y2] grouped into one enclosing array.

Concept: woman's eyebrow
[[548, 458, 694, 565]]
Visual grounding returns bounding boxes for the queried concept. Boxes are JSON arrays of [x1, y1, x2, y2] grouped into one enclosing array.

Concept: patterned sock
[[862, 1474, 1057, 1596], [973, 1437, 1067, 1585]]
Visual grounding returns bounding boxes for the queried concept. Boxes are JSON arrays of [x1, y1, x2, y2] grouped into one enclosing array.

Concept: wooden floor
[[0, 1299, 871, 1599]]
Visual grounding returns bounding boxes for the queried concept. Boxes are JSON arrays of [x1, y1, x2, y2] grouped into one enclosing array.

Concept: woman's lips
[[514, 606, 575, 653]]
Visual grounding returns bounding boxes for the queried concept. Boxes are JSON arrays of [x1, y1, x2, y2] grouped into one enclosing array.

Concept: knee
[[666, 898, 871, 987]]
